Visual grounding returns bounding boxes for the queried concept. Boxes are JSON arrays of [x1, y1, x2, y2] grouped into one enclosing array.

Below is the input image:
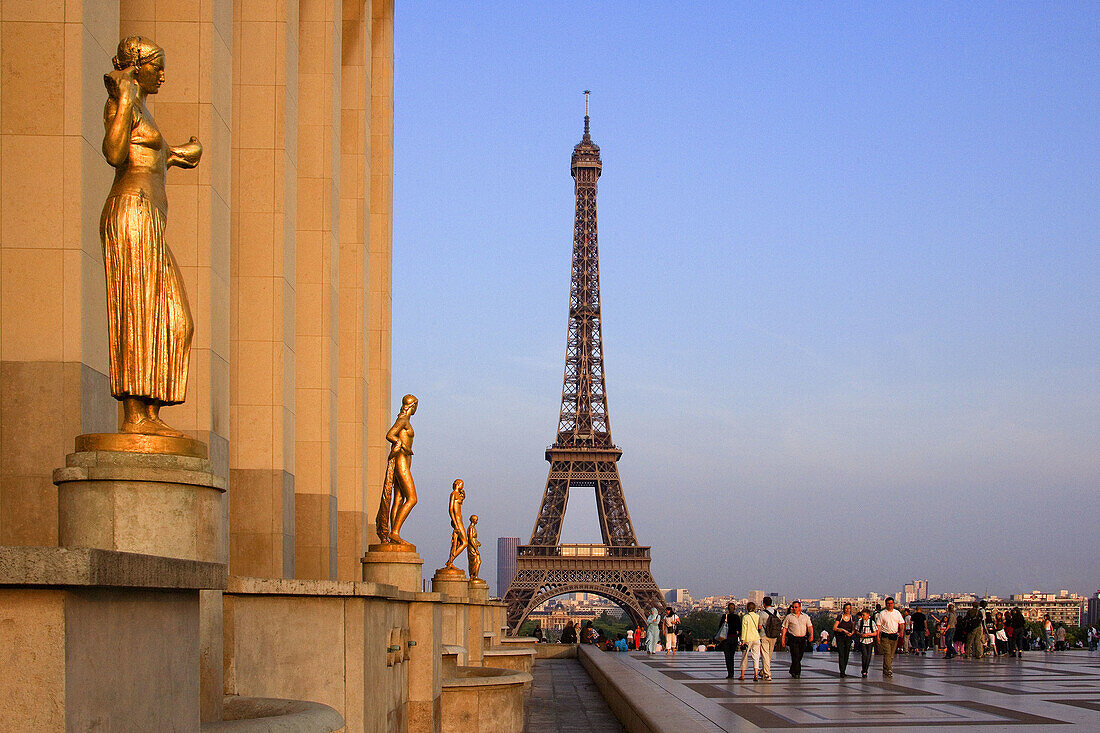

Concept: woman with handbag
[[718, 602, 741, 678], [832, 603, 857, 677], [740, 602, 762, 681]]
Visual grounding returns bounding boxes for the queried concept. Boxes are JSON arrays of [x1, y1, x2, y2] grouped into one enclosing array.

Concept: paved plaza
[[527, 658, 625, 732], [598, 649, 1100, 731]]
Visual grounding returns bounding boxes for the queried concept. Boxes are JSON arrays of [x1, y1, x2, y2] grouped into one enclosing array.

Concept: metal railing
[[517, 544, 650, 559]]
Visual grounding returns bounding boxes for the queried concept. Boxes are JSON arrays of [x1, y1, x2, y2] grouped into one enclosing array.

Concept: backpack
[[763, 609, 782, 639]]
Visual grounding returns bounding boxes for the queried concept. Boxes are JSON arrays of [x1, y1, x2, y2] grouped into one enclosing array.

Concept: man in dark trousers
[[719, 601, 742, 679], [780, 601, 814, 678]]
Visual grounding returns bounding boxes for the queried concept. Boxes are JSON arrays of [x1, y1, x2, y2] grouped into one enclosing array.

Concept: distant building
[[903, 580, 929, 605], [1085, 591, 1099, 626], [748, 590, 765, 607], [497, 537, 519, 596], [664, 588, 692, 605]]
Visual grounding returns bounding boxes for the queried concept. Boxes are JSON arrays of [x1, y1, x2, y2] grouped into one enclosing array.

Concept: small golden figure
[[466, 514, 482, 581], [100, 36, 202, 437], [443, 479, 468, 571], [375, 394, 418, 547]]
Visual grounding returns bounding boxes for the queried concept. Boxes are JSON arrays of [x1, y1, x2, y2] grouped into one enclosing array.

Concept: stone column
[[336, 0, 372, 580], [366, 0, 393, 544], [294, 0, 341, 580], [0, 0, 118, 547], [229, 0, 299, 579]]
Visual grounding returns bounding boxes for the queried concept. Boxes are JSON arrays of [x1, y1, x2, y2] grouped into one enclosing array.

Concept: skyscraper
[[497, 537, 519, 596]]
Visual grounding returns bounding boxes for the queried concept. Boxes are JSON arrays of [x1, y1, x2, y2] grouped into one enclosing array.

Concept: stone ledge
[[0, 546, 227, 590], [441, 665, 532, 689], [226, 575, 414, 601], [579, 645, 711, 733]]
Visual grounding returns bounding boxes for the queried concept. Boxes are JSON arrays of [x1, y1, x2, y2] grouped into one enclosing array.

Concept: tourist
[[964, 603, 984, 658], [898, 608, 910, 654], [614, 634, 628, 652], [1087, 625, 1098, 652], [910, 606, 927, 655], [780, 601, 813, 678], [635, 622, 644, 651], [560, 620, 577, 644], [832, 602, 856, 677], [645, 607, 661, 654], [877, 597, 905, 678], [662, 607, 680, 657], [1008, 608, 1026, 657], [856, 608, 878, 678], [1054, 623, 1066, 651], [1043, 614, 1055, 652], [759, 596, 781, 681], [718, 602, 741, 679], [740, 602, 762, 681], [942, 604, 957, 659], [994, 612, 1007, 656], [534, 626, 544, 643]]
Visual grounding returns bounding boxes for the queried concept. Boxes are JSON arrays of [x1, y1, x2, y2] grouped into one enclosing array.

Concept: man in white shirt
[[780, 601, 814, 678], [876, 597, 906, 678]]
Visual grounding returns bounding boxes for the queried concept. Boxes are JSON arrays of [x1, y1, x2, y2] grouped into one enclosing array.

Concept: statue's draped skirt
[[100, 193, 193, 404]]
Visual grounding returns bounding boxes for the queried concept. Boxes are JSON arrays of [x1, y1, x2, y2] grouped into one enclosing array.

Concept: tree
[[680, 610, 722, 641]]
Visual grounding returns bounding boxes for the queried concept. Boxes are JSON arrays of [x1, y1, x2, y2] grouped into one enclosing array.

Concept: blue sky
[[391, 2, 1098, 600]]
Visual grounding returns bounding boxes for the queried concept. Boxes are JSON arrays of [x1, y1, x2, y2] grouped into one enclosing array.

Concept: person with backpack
[[759, 596, 782, 681], [856, 607, 879, 678], [832, 602, 857, 676]]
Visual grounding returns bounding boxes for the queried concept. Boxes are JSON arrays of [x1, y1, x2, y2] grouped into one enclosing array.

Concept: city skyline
[[392, 3, 1098, 599]]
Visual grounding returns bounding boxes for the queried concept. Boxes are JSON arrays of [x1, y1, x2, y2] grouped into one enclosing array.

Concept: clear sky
[[390, 2, 1099, 601]]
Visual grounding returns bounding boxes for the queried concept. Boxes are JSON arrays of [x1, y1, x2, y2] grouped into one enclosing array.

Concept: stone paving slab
[[591, 649, 1100, 732], [526, 658, 625, 732]]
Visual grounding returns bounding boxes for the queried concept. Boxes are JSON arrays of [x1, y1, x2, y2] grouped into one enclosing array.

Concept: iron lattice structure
[[503, 107, 663, 634]]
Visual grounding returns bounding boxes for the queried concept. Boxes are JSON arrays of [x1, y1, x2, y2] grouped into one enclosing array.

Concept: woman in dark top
[[560, 620, 577, 644], [832, 603, 857, 676]]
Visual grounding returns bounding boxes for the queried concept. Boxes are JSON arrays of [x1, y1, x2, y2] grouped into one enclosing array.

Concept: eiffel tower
[[503, 94, 664, 634]]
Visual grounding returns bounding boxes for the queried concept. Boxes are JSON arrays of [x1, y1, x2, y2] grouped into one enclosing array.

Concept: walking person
[[1054, 623, 1066, 651], [663, 607, 680, 657], [780, 601, 813, 678], [645, 607, 661, 654], [718, 602, 741, 679], [1008, 608, 1026, 657], [832, 603, 857, 677], [740, 602, 762, 681], [635, 622, 644, 651], [759, 596, 782, 681], [877, 597, 905, 678], [1042, 614, 1054, 652], [856, 608, 879, 678]]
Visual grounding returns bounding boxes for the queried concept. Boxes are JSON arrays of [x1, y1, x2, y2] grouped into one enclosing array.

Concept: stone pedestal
[[468, 578, 489, 602], [54, 445, 227, 564], [432, 567, 468, 600], [362, 545, 424, 593]]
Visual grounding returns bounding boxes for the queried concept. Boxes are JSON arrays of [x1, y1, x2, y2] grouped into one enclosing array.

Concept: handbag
[[716, 615, 728, 642]]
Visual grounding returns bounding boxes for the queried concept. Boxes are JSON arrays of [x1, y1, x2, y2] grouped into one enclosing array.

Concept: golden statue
[[101, 36, 201, 437], [375, 394, 418, 547], [466, 514, 482, 581], [443, 479, 468, 571]]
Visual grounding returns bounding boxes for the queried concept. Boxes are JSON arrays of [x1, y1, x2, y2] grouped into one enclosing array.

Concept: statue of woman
[[101, 36, 202, 437], [443, 479, 468, 570], [466, 514, 482, 580], [376, 394, 418, 546]]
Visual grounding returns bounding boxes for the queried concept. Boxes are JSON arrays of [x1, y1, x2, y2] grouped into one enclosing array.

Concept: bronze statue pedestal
[[362, 546, 423, 593], [53, 439, 226, 564], [467, 578, 489, 602], [431, 566, 468, 600]]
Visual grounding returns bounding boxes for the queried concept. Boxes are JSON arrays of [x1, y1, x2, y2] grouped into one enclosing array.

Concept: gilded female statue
[[101, 36, 202, 437], [443, 479, 468, 571], [466, 514, 482, 581], [376, 394, 418, 546]]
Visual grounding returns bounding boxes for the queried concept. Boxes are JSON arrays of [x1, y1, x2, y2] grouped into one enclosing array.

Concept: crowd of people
[[551, 597, 1100, 682]]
